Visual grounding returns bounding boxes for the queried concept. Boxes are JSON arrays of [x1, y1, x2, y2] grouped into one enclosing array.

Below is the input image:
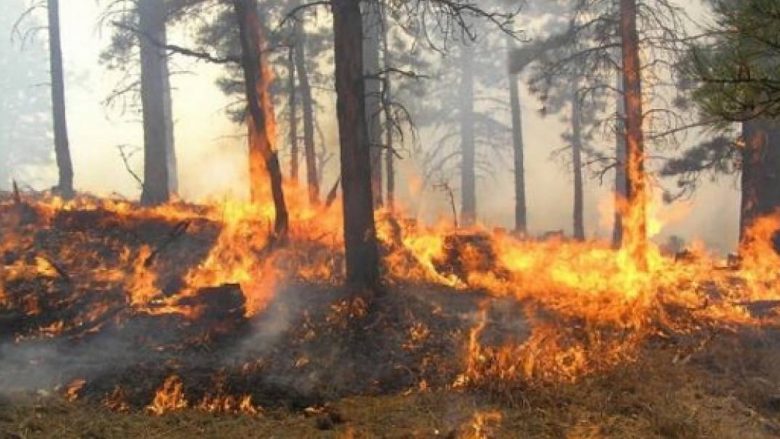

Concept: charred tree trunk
[[385, 119, 395, 211], [47, 0, 74, 199], [331, 0, 380, 291], [571, 82, 585, 241], [508, 42, 527, 235], [613, 69, 627, 248], [288, 45, 299, 183], [363, 0, 383, 208], [139, 0, 170, 206], [382, 7, 395, 212], [234, 0, 289, 238], [460, 44, 477, 227], [619, 0, 647, 266], [293, 20, 319, 205], [740, 119, 780, 249]]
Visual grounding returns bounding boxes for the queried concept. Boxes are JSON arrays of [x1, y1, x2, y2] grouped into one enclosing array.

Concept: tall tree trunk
[[139, 0, 170, 206], [293, 20, 319, 205], [613, 68, 627, 248], [508, 39, 527, 235], [619, 0, 647, 266], [234, 0, 289, 238], [382, 6, 395, 212], [460, 44, 477, 227], [740, 119, 780, 249], [161, 31, 178, 195], [331, 0, 380, 291], [363, 0, 383, 207], [288, 45, 299, 183], [47, 0, 74, 199], [571, 82, 585, 241]]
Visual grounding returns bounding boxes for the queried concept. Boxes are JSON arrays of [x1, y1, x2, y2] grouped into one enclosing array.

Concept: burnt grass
[[0, 198, 528, 411], [2, 198, 780, 437]]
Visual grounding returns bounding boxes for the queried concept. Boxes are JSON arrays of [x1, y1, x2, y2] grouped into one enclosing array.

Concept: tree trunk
[[460, 44, 477, 227], [293, 20, 319, 205], [288, 45, 299, 183], [139, 0, 170, 206], [234, 0, 289, 238], [47, 0, 74, 199], [740, 119, 780, 249], [382, 6, 395, 212], [508, 42, 527, 235], [363, 0, 383, 207], [571, 82, 585, 241], [613, 68, 627, 248], [331, 0, 380, 291], [619, 0, 647, 266]]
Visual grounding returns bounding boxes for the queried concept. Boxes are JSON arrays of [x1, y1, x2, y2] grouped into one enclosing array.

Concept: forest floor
[[1, 196, 780, 438], [1, 340, 780, 438]]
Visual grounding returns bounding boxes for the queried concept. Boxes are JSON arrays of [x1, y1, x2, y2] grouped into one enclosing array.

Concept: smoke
[[0, 324, 158, 394]]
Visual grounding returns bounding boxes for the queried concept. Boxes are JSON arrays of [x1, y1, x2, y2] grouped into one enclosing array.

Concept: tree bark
[[293, 20, 319, 205], [139, 0, 170, 206], [332, 0, 380, 291], [508, 46, 527, 235], [613, 68, 627, 248], [234, 0, 289, 238], [740, 119, 780, 249], [382, 6, 395, 213], [47, 0, 74, 199], [571, 82, 585, 241], [157, 13, 177, 197], [460, 44, 477, 227], [363, 0, 383, 207], [288, 44, 299, 183], [619, 0, 647, 266]]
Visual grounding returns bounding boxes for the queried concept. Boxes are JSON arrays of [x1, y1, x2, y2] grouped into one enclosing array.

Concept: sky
[[6, 0, 741, 253]]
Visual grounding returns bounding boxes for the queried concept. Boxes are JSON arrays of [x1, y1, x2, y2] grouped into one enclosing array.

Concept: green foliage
[[689, 0, 780, 121], [660, 135, 739, 200]]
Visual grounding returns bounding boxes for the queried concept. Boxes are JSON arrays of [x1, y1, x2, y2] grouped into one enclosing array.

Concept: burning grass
[[1, 192, 780, 437]]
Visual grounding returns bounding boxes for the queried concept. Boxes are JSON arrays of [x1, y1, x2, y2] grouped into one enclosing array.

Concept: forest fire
[[4, 0, 780, 436], [2, 190, 779, 409]]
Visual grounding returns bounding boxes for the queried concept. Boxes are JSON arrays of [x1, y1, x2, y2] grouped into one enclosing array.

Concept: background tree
[[46, 0, 74, 198], [364, 0, 384, 207], [520, 0, 691, 256], [508, 35, 527, 235], [3, 0, 52, 190], [100, 0, 180, 202], [291, 10, 326, 205], [414, 33, 514, 227], [664, 0, 780, 247]]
